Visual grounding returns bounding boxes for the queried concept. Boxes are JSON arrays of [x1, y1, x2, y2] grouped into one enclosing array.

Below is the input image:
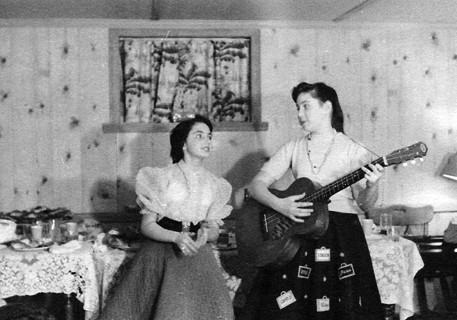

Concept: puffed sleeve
[[135, 166, 170, 215], [205, 177, 233, 222]]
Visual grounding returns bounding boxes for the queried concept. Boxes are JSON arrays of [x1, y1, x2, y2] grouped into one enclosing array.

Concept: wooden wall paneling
[[329, 29, 362, 141], [259, 28, 293, 99], [315, 28, 333, 85], [358, 29, 391, 208], [49, 28, 83, 212], [383, 29, 407, 205], [420, 28, 446, 171], [11, 28, 40, 210], [418, 28, 455, 208], [115, 134, 134, 213], [288, 28, 318, 85], [258, 27, 288, 150], [78, 28, 118, 213], [398, 28, 430, 206], [206, 131, 264, 206], [447, 30, 457, 150], [34, 27, 55, 208], [257, 28, 316, 159], [358, 28, 389, 154], [115, 133, 167, 213], [0, 28, 15, 212], [283, 28, 319, 142], [441, 29, 457, 209]]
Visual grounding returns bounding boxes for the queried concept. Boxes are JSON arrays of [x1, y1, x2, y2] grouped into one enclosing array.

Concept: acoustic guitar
[[235, 142, 428, 268]]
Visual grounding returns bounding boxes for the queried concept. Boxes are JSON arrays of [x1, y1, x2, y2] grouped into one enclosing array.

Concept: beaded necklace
[[306, 132, 336, 174]]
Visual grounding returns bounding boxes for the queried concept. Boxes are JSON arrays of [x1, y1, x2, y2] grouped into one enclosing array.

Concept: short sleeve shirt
[[260, 133, 375, 214]]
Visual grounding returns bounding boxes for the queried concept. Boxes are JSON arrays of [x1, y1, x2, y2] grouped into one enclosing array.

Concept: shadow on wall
[[89, 132, 171, 214], [88, 136, 272, 218], [90, 178, 136, 214], [225, 150, 269, 218]]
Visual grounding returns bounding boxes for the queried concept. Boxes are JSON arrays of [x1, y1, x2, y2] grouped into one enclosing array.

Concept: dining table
[[365, 233, 424, 320], [0, 233, 423, 320], [0, 242, 99, 319]]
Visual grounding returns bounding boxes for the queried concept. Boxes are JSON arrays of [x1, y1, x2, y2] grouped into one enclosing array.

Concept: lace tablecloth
[[0, 243, 99, 319], [90, 249, 137, 319], [366, 235, 424, 320]]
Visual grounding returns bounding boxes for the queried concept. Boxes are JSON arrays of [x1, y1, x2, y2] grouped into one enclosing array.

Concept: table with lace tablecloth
[[0, 243, 99, 319], [366, 235, 424, 320]]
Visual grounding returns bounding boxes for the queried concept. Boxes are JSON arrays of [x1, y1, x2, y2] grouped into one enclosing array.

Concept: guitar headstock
[[385, 142, 428, 166]]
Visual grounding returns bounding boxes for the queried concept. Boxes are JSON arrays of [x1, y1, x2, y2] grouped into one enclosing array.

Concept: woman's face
[[295, 92, 331, 133], [183, 122, 213, 161]]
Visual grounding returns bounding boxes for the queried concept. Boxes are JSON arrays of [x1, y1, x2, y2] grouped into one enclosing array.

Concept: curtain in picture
[[120, 37, 251, 123]]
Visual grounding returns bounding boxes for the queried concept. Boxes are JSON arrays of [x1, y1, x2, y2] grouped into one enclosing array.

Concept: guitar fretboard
[[301, 157, 385, 203]]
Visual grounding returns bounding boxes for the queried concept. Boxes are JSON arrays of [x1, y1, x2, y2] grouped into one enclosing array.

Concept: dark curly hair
[[170, 115, 213, 164], [291, 82, 345, 134]]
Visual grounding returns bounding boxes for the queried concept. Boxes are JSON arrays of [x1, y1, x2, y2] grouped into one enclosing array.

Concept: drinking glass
[[380, 213, 393, 236], [31, 224, 43, 243], [65, 221, 79, 241]]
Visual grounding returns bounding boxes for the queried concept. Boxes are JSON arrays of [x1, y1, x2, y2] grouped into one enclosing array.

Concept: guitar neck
[[303, 157, 386, 203]]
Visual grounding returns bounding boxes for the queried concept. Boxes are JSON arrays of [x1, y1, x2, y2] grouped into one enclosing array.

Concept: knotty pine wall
[[0, 19, 456, 218]]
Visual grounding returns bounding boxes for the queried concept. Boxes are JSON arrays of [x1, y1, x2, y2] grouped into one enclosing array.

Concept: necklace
[[306, 133, 336, 174]]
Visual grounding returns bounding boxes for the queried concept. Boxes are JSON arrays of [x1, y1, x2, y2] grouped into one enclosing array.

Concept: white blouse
[[135, 161, 233, 225], [260, 133, 377, 214]]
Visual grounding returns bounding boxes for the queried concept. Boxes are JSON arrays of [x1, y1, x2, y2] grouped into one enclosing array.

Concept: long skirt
[[98, 240, 234, 320], [239, 211, 384, 320]]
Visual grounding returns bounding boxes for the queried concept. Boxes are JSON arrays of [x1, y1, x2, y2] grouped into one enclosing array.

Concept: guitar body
[[236, 177, 329, 268]]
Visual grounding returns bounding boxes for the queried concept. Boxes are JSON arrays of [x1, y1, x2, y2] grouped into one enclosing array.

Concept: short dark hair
[[170, 115, 213, 163], [291, 82, 345, 133]]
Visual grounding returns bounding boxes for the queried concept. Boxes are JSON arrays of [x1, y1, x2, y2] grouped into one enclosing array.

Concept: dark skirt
[[98, 240, 234, 320], [239, 211, 384, 320]]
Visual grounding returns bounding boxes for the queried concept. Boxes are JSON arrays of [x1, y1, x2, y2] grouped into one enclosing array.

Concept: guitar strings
[[264, 157, 385, 225]]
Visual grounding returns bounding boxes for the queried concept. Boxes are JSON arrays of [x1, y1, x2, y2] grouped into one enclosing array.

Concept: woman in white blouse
[[100, 115, 234, 320]]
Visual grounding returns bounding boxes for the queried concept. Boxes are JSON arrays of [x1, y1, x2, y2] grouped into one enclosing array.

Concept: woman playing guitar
[[239, 82, 385, 320]]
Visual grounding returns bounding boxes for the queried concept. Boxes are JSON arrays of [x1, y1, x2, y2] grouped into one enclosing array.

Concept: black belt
[[157, 216, 201, 233]]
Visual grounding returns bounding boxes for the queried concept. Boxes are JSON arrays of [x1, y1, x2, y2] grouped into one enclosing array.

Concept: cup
[[31, 224, 43, 243], [362, 219, 374, 235], [380, 213, 393, 236], [66, 222, 79, 241], [48, 219, 62, 243], [390, 226, 403, 241]]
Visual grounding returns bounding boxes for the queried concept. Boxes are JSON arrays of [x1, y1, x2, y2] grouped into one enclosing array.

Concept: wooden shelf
[[102, 121, 269, 133]]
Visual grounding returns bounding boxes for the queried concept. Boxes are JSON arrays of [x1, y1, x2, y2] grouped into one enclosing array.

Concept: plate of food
[[10, 239, 51, 252], [104, 229, 143, 252]]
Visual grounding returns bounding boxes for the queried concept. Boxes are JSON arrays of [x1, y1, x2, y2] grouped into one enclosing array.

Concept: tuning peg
[[411, 159, 416, 164], [403, 162, 408, 167], [420, 158, 424, 162]]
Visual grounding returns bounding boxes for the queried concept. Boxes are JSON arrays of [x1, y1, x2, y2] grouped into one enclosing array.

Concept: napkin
[[49, 240, 82, 254]]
